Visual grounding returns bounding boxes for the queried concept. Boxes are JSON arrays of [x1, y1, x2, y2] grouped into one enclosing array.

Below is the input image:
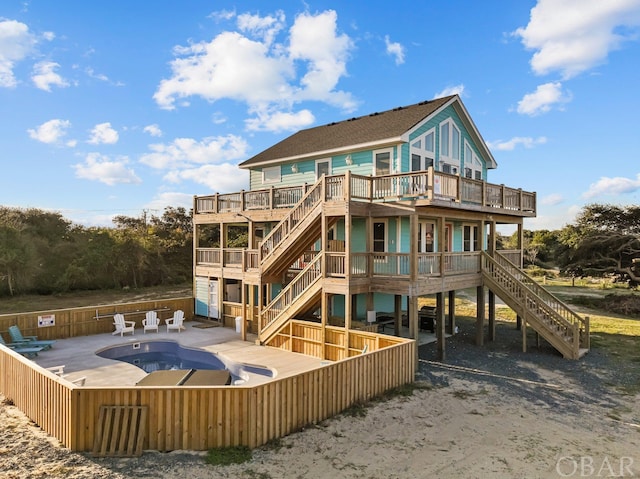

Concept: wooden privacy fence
[[0, 328, 414, 452], [0, 297, 193, 340]]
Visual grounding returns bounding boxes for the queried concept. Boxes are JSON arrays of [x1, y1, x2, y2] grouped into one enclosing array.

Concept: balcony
[[194, 168, 536, 217]]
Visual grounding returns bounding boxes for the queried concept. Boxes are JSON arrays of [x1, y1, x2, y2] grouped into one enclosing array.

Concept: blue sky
[[1, 1, 640, 230]]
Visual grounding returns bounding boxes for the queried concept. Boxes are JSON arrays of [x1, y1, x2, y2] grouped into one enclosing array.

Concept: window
[[463, 140, 483, 181], [463, 225, 479, 252], [410, 128, 435, 171], [316, 159, 331, 179], [440, 123, 449, 157], [373, 221, 387, 252], [439, 119, 461, 171], [262, 166, 281, 184], [418, 221, 436, 253], [374, 149, 392, 175]]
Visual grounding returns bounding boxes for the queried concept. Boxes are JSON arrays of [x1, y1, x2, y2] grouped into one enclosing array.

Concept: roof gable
[[239, 95, 495, 168]]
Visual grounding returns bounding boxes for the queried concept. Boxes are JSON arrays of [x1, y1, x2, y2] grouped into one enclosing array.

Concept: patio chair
[[112, 314, 135, 336], [0, 334, 43, 358], [166, 310, 185, 333], [142, 311, 160, 333], [8, 325, 56, 350]]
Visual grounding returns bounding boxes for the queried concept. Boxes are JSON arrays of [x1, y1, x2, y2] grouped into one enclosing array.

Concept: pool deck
[[32, 321, 330, 387]]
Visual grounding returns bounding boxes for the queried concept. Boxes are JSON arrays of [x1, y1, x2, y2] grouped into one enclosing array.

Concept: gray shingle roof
[[239, 95, 456, 168]]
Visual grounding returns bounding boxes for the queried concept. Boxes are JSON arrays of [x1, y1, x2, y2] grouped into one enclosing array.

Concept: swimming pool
[[96, 340, 274, 385]]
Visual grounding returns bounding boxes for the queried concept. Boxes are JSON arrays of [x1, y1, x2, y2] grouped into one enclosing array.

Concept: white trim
[[315, 158, 332, 180]]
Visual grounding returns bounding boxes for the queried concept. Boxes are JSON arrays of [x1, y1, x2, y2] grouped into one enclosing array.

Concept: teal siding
[[249, 150, 379, 191], [351, 218, 367, 253], [405, 105, 488, 176], [398, 217, 410, 253]]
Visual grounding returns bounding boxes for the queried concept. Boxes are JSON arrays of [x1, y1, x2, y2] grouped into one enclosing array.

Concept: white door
[[209, 280, 219, 319]]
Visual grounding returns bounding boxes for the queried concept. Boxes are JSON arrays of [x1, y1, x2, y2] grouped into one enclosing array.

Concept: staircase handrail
[[492, 252, 587, 331], [260, 178, 324, 261], [482, 253, 579, 338], [261, 252, 323, 330]]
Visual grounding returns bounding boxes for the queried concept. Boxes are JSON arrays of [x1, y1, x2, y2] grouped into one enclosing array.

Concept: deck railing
[[194, 169, 536, 215], [1, 317, 414, 452]]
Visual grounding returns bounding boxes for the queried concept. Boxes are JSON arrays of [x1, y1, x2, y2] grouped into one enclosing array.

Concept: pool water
[[96, 340, 274, 384]]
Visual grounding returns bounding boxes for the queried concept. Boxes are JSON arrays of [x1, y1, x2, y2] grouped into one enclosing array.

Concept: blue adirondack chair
[[0, 334, 43, 358], [8, 325, 55, 350]]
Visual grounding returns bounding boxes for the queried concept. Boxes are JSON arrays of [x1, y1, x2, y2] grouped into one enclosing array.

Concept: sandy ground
[[1, 363, 639, 478]]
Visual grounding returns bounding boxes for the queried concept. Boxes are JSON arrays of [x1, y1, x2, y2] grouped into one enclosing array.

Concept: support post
[[447, 290, 456, 335], [394, 294, 402, 337], [488, 290, 495, 342], [436, 292, 445, 360], [476, 285, 485, 346]]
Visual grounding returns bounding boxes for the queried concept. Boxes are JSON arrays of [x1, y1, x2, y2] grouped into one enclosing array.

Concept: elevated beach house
[[193, 95, 589, 360]]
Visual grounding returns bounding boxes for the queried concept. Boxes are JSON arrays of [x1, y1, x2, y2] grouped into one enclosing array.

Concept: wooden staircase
[[260, 253, 323, 344], [481, 252, 589, 359], [260, 178, 325, 277]]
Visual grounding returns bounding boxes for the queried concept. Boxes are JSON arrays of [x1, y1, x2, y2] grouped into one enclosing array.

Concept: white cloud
[[540, 193, 564, 206], [289, 10, 355, 108], [88, 122, 119, 144], [27, 118, 72, 144], [0, 19, 36, 87], [514, 0, 640, 79], [208, 9, 236, 22], [73, 153, 141, 185], [237, 10, 285, 45], [143, 124, 163, 137], [245, 108, 314, 132], [384, 35, 405, 65], [145, 192, 194, 213], [434, 84, 465, 99], [85, 67, 108, 82], [140, 134, 249, 170], [516, 81, 571, 116], [164, 163, 249, 193], [31, 61, 69, 91], [582, 173, 640, 199], [487, 136, 547, 151], [154, 10, 356, 131], [42, 31, 55, 41]]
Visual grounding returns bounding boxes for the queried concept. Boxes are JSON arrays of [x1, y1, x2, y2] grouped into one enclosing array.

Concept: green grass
[[205, 445, 252, 466]]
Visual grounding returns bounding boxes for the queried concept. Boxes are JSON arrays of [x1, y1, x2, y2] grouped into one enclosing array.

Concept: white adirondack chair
[[142, 311, 160, 333], [112, 313, 135, 336], [166, 310, 185, 333]]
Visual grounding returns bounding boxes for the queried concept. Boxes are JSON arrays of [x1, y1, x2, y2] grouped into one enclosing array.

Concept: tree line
[[503, 203, 640, 287], [1, 203, 638, 298], [0, 206, 193, 297]]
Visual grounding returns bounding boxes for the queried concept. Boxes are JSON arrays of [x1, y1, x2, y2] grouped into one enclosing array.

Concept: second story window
[[374, 148, 392, 176], [316, 159, 331, 179], [439, 119, 461, 172], [411, 128, 435, 171], [464, 140, 483, 181], [262, 166, 281, 184]]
